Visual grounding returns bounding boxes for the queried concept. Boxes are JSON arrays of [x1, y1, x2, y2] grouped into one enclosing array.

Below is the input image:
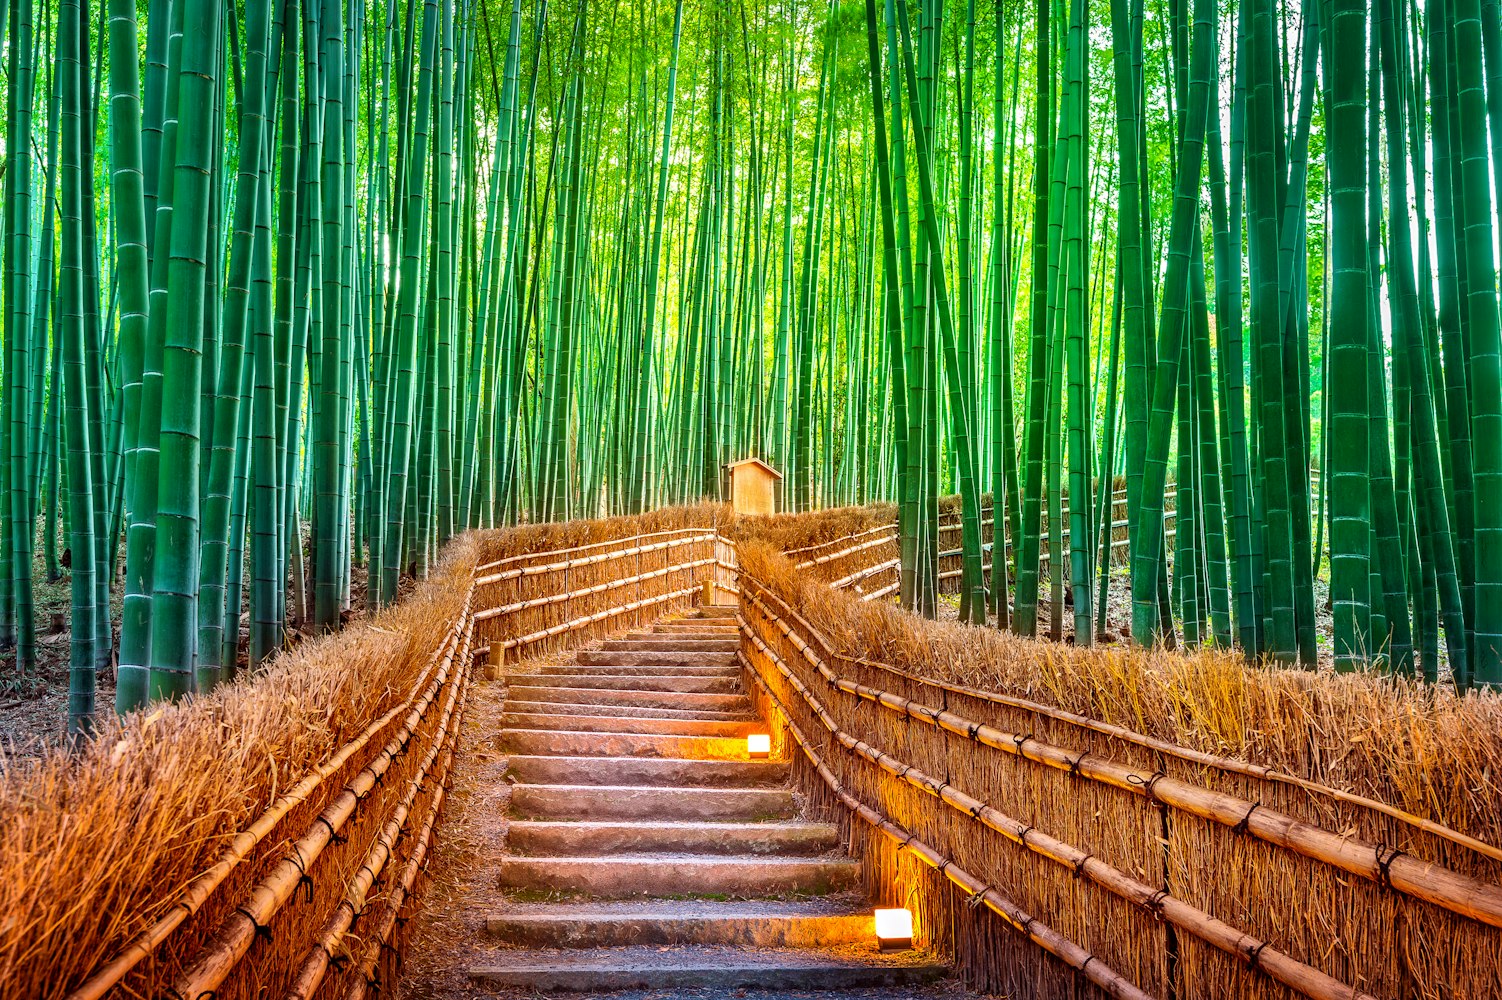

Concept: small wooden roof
[[722, 457, 783, 479]]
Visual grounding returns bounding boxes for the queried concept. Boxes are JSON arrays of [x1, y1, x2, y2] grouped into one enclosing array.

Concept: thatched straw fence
[[733, 537, 1502, 1000], [2, 504, 772, 1000], [1, 536, 479, 1000]]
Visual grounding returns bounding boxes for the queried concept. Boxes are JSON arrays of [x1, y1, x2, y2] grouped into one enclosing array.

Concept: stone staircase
[[475, 605, 949, 994]]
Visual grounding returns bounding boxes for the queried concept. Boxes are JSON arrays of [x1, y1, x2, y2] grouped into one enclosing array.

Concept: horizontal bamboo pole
[[476, 528, 714, 575], [63, 586, 476, 1000], [830, 557, 900, 591], [342, 746, 451, 1000], [860, 579, 901, 601], [782, 524, 897, 559], [477, 532, 715, 586], [740, 636, 1372, 1000], [836, 652, 1502, 864], [795, 533, 897, 571], [491, 584, 701, 653], [283, 663, 469, 1000], [742, 659, 1158, 1000], [475, 556, 715, 621], [171, 616, 471, 997], [740, 580, 1502, 928], [744, 574, 1502, 865]]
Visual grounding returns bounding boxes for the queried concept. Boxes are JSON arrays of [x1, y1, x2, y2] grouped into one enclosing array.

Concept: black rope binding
[[1012, 733, 1031, 755], [1071, 854, 1092, 879], [1245, 940, 1270, 972], [1067, 751, 1087, 778], [1231, 801, 1261, 837], [1375, 845, 1405, 889], [237, 906, 274, 945], [1143, 889, 1169, 920]]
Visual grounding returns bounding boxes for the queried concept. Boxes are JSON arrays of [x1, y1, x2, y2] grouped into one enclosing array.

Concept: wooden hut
[[721, 458, 782, 516]]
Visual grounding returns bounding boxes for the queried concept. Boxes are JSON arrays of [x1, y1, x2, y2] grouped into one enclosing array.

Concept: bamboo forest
[[0, 0, 1498, 738]]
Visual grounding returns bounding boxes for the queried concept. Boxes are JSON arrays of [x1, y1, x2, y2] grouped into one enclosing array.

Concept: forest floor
[[0, 526, 383, 757]]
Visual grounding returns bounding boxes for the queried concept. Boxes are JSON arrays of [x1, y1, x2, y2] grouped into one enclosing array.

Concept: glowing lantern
[[746, 733, 771, 759], [874, 908, 913, 951]]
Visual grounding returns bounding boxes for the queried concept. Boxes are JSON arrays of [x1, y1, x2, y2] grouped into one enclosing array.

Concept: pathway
[[403, 605, 963, 997]]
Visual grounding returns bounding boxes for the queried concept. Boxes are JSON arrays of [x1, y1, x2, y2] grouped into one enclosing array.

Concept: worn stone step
[[480, 900, 873, 948], [501, 699, 756, 723], [692, 606, 740, 619], [510, 783, 795, 821], [506, 684, 751, 714], [511, 672, 740, 694], [497, 854, 859, 897], [469, 945, 944, 993], [506, 820, 838, 856], [642, 625, 740, 637], [500, 712, 758, 738], [600, 637, 741, 653], [497, 728, 748, 760], [504, 755, 788, 787], [527, 662, 740, 678], [575, 649, 738, 668]]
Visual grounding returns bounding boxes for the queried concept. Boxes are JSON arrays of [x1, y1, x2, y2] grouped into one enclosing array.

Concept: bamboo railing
[[473, 527, 731, 671], [731, 563, 1502, 1000], [64, 587, 477, 1000]]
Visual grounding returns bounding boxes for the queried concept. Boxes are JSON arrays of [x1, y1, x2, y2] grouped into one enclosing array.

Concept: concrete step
[[510, 784, 796, 822], [480, 900, 873, 948], [501, 712, 758, 738], [506, 820, 838, 856], [506, 684, 751, 714], [575, 649, 738, 668], [469, 945, 946, 992], [501, 699, 756, 723], [497, 728, 749, 760], [505, 755, 788, 787], [497, 854, 859, 897], [512, 672, 741, 694], [600, 638, 741, 653], [527, 662, 740, 678]]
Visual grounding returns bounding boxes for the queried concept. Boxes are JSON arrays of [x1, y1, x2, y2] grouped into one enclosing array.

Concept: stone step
[[506, 820, 838, 856], [643, 625, 740, 637], [506, 684, 751, 714], [575, 649, 738, 668], [469, 945, 946, 992], [504, 755, 788, 787], [500, 712, 758, 738], [510, 783, 796, 822], [511, 672, 740, 694], [692, 606, 740, 619], [497, 854, 859, 898], [480, 900, 873, 948], [497, 728, 748, 760], [527, 662, 740, 678], [501, 699, 756, 723], [600, 637, 741, 653]]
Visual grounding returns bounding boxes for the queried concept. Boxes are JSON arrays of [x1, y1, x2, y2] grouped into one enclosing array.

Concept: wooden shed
[[721, 458, 782, 516]]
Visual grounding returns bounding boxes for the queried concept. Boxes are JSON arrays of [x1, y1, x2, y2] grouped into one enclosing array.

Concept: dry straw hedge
[[735, 534, 1502, 1000], [0, 536, 480, 998]]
